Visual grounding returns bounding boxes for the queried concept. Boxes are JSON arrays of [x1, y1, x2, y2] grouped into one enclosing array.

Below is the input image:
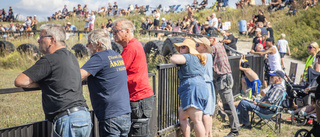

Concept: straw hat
[[193, 37, 212, 53], [174, 38, 199, 54]]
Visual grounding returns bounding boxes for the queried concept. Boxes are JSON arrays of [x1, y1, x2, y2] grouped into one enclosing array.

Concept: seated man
[[236, 70, 285, 129], [201, 21, 214, 35], [199, 0, 208, 9], [239, 55, 261, 98]]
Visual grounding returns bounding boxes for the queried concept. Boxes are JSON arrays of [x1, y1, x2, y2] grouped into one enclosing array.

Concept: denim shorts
[[203, 81, 216, 115], [178, 76, 208, 111]]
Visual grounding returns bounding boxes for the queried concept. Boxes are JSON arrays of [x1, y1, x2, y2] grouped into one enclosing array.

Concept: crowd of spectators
[[0, 7, 14, 22]]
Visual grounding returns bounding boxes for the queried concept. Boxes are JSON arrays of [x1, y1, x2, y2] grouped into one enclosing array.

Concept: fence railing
[[0, 54, 265, 137], [0, 73, 156, 137]]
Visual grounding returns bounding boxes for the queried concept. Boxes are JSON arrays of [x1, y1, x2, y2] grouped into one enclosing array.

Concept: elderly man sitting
[[236, 70, 285, 129]]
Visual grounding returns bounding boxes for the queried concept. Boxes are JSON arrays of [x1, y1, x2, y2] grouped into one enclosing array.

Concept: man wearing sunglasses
[[14, 23, 92, 137], [112, 18, 154, 137]]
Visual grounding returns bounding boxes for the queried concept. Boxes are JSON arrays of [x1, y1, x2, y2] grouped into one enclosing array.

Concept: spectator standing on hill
[[113, 2, 118, 15], [89, 11, 95, 31], [153, 9, 160, 30], [32, 15, 37, 30], [266, 22, 274, 40], [189, 16, 200, 34], [209, 37, 240, 137], [62, 5, 68, 14], [277, 33, 291, 70], [192, 0, 199, 9], [80, 29, 131, 137], [14, 23, 92, 137], [84, 14, 89, 31], [113, 18, 154, 137]]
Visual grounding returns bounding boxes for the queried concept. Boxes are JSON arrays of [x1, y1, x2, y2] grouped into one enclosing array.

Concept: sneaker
[[298, 111, 307, 117], [224, 131, 239, 137], [287, 110, 295, 115], [240, 124, 252, 129], [307, 119, 313, 124]]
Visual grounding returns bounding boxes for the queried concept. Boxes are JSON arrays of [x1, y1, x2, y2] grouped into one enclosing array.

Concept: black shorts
[[280, 53, 285, 58], [154, 19, 159, 27]]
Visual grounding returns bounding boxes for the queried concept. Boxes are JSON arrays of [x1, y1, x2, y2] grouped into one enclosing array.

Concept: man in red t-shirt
[[113, 18, 154, 137]]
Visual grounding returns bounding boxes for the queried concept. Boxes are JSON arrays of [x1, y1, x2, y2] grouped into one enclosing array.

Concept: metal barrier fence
[[0, 54, 265, 137], [155, 54, 265, 136], [0, 73, 156, 137]]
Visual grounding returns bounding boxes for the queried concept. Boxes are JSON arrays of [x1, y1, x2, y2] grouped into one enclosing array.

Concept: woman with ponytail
[[170, 38, 208, 137]]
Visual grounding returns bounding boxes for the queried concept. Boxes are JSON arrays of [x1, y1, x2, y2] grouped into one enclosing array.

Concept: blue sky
[[1, 0, 262, 21]]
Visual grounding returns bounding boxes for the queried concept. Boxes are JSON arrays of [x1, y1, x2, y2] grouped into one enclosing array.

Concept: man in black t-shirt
[[14, 23, 92, 137], [106, 19, 113, 32], [221, 30, 237, 53], [251, 28, 262, 51]]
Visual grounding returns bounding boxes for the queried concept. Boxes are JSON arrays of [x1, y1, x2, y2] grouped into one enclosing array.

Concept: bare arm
[[170, 54, 186, 64], [252, 47, 273, 55], [80, 69, 92, 81], [287, 44, 291, 56], [14, 73, 40, 88]]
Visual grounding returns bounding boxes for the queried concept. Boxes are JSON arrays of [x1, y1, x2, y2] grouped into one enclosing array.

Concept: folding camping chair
[[250, 91, 287, 134]]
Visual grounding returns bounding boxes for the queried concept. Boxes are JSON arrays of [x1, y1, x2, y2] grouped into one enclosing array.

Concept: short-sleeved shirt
[[121, 38, 154, 101], [255, 14, 265, 23], [277, 39, 288, 53], [106, 22, 113, 28], [89, 15, 95, 24], [252, 36, 261, 50], [259, 83, 284, 111], [81, 50, 131, 120], [260, 27, 268, 35], [191, 20, 200, 34], [211, 43, 232, 77], [178, 54, 204, 81], [23, 48, 87, 122], [203, 53, 213, 82], [140, 22, 147, 30], [225, 34, 237, 50]]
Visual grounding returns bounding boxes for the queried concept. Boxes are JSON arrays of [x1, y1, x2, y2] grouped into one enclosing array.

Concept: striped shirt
[[260, 83, 284, 111]]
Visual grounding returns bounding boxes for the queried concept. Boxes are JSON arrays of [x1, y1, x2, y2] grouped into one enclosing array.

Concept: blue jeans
[[53, 108, 92, 137], [236, 99, 274, 125], [99, 113, 131, 137]]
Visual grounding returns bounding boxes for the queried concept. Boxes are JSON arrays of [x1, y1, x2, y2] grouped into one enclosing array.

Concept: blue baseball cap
[[269, 70, 285, 78]]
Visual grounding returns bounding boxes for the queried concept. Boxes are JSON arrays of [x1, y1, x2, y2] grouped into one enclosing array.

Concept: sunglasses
[[307, 46, 314, 49], [39, 35, 53, 40], [180, 46, 187, 49], [112, 28, 125, 34], [317, 55, 320, 58], [196, 43, 200, 47]]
